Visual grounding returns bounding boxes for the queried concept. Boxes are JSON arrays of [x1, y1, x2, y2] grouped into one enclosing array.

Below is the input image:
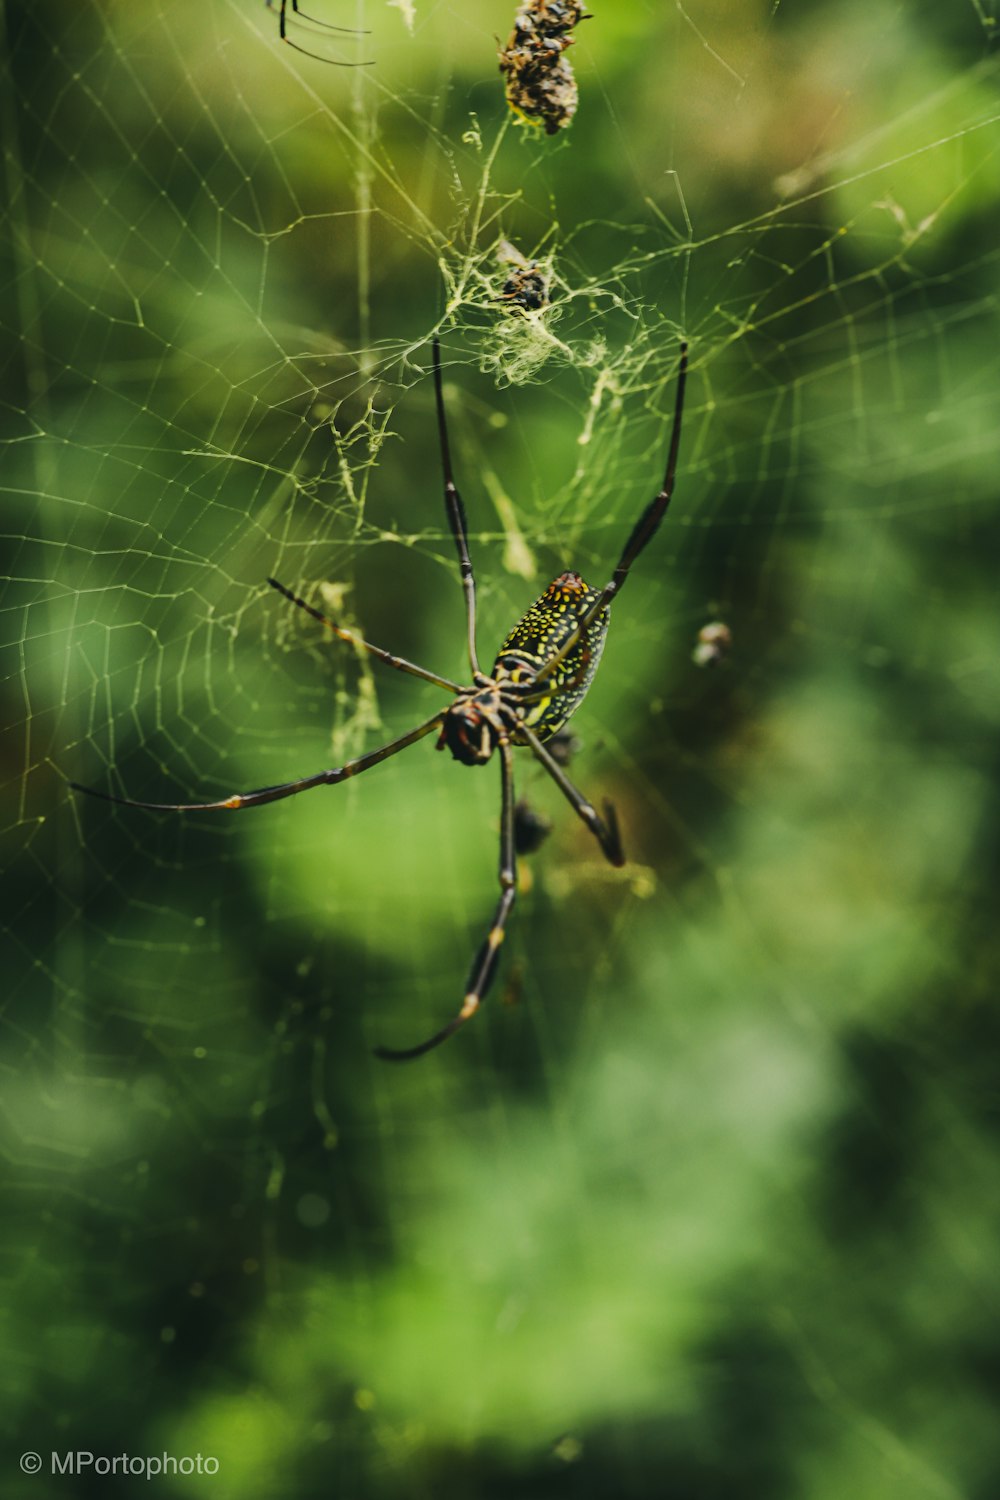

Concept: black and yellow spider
[[72, 339, 688, 1060]]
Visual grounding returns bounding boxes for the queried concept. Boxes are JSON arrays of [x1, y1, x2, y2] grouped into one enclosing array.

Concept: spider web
[[2, 0, 1000, 1494]]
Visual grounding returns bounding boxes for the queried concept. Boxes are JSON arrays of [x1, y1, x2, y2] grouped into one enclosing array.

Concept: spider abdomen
[[494, 570, 608, 741]]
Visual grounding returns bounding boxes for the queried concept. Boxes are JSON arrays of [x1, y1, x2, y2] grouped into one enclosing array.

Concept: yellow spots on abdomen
[[523, 696, 551, 727]]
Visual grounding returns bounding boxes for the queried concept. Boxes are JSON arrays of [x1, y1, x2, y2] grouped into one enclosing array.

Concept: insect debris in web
[[499, 1, 592, 135], [496, 240, 551, 314]]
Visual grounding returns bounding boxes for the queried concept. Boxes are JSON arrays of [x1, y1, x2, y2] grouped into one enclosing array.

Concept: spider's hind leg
[[518, 720, 625, 866], [374, 739, 518, 1060]]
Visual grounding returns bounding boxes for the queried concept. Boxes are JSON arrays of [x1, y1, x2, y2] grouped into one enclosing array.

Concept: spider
[[265, 0, 371, 66], [71, 338, 688, 1061]]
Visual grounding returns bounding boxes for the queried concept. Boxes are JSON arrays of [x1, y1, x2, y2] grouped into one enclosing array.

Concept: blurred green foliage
[[2, 0, 999, 1496]]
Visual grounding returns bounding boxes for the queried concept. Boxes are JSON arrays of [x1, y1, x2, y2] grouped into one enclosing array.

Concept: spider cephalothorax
[[438, 688, 507, 767], [72, 337, 688, 1061]]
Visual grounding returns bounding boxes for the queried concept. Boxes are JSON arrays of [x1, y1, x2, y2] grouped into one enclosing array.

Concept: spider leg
[[531, 341, 688, 689], [267, 577, 461, 693], [289, 1, 369, 35], [432, 337, 482, 678], [517, 720, 624, 866], [374, 737, 517, 1060], [271, 0, 373, 62], [70, 712, 444, 815]]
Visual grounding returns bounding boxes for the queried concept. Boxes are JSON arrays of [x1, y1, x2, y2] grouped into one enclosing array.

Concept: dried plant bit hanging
[[692, 621, 733, 668], [505, 54, 579, 135], [498, 0, 592, 135], [512, 0, 591, 39]]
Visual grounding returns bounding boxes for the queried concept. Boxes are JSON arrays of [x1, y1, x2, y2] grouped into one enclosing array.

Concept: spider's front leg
[[373, 738, 518, 1060], [71, 712, 445, 814]]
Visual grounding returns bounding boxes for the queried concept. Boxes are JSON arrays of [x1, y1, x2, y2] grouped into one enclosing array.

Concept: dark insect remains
[[513, 797, 554, 856], [499, 0, 591, 135], [496, 239, 550, 314], [72, 338, 688, 1061], [265, 0, 371, 66]]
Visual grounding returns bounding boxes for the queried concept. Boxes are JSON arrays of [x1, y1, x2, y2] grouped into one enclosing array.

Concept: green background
[[2, 0, 999, 1495]]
